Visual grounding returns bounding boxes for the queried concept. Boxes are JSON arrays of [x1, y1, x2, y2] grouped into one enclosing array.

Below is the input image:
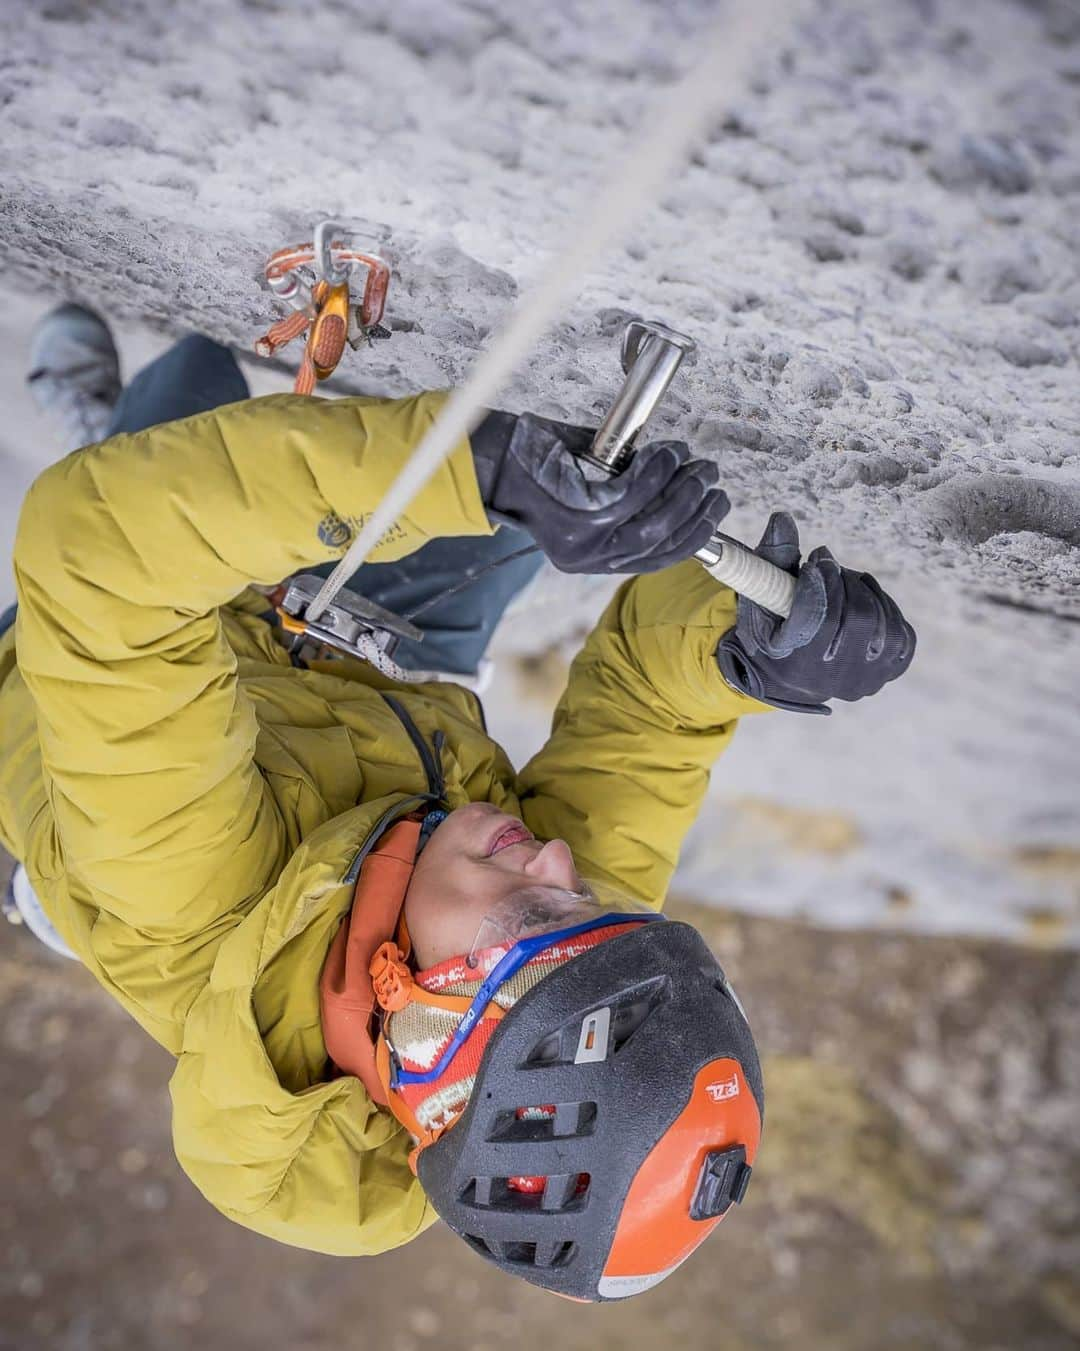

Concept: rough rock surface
[[1, 0, 1078, 941]]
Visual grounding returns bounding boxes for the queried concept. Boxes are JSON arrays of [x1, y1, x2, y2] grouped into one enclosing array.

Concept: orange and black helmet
[[415, 918, 763, 1301]]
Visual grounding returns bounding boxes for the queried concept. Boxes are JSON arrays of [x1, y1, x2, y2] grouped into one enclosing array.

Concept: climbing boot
[[27, 302, 122, 449], [3, 864, 78, 960]]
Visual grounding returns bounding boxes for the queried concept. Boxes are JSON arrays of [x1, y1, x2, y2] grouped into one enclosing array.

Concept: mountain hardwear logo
[[704, 1074, 740, 1103], [317, 511, 352, 549]]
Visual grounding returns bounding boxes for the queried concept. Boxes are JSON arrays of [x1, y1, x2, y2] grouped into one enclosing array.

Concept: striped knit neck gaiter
[[384, 923, 640, 1135]]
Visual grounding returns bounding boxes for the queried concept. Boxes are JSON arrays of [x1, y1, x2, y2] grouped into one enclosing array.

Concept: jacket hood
[[247, 792, 437, 1092]]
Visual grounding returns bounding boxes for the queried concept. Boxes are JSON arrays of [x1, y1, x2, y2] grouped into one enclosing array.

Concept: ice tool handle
[[586, 321, 797, 620]]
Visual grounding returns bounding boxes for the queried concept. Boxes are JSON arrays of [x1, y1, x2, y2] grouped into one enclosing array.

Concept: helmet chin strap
[[377, 915, 661, 1152], [416, 806, 448, 853]]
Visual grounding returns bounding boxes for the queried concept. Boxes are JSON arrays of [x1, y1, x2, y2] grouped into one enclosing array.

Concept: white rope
[[351, 632, 443, 684], [307, 0, 790, 623]]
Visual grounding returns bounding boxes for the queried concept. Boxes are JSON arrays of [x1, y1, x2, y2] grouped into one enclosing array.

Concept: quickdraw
[[255, 219, 392, 394], [255, 221, 448, 678]]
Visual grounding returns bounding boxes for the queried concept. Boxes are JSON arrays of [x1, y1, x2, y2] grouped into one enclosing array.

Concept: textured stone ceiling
[[2, 0, 1078, 939]]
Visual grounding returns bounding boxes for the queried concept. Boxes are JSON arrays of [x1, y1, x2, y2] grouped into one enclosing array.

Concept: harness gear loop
[[254, 220, 392, 393]]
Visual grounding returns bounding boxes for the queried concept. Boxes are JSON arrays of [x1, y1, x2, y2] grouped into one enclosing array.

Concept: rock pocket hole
[[918, 474, 1080, 548]]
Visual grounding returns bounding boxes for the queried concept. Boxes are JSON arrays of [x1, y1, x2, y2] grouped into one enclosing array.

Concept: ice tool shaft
[[586, 320, 796, 620]]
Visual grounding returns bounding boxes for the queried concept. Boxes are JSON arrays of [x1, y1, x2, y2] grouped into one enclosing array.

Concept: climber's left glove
[[716, 512, 916, 715], [471, 410, 730, 574]]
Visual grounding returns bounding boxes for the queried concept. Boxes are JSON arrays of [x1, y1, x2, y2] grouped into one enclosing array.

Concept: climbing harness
[[255, 220, 392, 395]]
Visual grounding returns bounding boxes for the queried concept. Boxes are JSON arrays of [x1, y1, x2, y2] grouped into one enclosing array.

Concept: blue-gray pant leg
[[106, 334, 250, 436]]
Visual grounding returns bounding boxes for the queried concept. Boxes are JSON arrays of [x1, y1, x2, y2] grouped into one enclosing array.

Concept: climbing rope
[[304, 1, 789, 623]]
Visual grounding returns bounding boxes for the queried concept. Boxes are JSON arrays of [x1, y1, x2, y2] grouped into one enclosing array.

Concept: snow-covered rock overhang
[[1, 0, 1078, 942]]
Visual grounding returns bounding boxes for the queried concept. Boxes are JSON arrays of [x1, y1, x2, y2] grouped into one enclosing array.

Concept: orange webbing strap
[[293, 348, 317, 396], [289, 281, 348, 396], [254, 279, 334, 395], [253, 309, 310, 359], [319, 817, 422, 1107]]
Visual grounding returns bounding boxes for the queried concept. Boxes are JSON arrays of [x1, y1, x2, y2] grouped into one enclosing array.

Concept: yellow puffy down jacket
[[0, 389, 767, 1256]]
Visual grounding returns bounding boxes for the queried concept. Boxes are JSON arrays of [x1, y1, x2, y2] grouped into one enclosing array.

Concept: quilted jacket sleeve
[[516, 560, 771, 908], [13, 391, 489, 954]]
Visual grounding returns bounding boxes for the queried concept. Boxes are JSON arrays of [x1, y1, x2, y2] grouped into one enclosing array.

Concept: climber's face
[[404, 804, 584, 969]]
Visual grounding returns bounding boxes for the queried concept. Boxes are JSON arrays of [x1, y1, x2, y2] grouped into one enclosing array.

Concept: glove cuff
[[471, 410, 595, 524], [715, 639, 831, 717], [469, 410, 519, 509]]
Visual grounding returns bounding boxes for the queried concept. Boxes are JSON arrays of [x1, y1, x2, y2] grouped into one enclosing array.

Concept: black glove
[[471, 410, 730, 573], [716, 512, 916, 715]]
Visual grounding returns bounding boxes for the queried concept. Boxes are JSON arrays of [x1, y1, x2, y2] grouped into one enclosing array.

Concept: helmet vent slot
[[487, 1100, 597, 1142], [460, 1172, 591, 1214], [609, 990, 664, 1054], [464, 1235, 577, 1268], [523, 977, 669, 1067]]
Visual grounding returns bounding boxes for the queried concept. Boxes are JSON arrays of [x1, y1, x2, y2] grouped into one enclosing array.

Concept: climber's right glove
[[716, 512, 916, 715], [470, 410, 730, 574]]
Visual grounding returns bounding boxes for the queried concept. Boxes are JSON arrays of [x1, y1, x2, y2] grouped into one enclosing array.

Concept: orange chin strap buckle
[[255, 219, 392, 394], [370, 941, 414, 1013]]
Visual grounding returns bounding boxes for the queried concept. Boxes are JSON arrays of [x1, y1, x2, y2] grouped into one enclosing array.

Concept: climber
[[1, 303, 914, 1300]]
